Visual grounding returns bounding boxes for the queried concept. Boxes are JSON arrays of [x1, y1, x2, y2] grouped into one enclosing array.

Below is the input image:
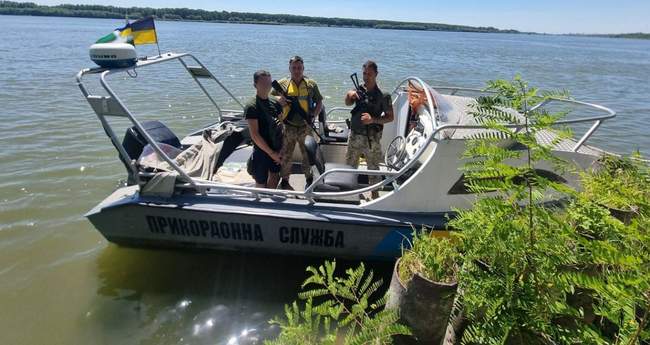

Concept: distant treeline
[[592, 33, 650, 40], [563, 32, 650, 40], [0, 1, 519, 33]]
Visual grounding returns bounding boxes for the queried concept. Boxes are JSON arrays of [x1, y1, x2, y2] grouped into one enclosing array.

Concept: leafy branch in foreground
[[449, 75, 649, 344], [265, 261, 411, 345]]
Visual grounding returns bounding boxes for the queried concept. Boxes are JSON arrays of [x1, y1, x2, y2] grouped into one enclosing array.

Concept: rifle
[[271, 80, 325, 142], [349, 73, 372, 148]]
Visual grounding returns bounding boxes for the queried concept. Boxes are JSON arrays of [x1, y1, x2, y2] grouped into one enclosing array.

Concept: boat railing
[[325, 106, 353, 124], [77, 54, 438, 203], [169, 95, 616, 200], [77, 53, 244, 117], [425, 87, 616, 152], [173, 77, 439, 203], [78, 53, 615, 204], [76, 52, 246, 192]]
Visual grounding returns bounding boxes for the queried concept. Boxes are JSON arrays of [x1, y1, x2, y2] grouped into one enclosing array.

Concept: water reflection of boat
[[76, 52, 616, 260]]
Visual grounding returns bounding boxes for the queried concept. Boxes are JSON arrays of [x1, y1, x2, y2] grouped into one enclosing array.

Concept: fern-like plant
[[567, 154, 650, 344], [581, 153, 650, 213], [448, 75, 628, 344], [265, 261, 411, 345]]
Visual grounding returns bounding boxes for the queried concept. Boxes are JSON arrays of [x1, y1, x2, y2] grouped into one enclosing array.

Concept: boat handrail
[[324, 107, 353, 124], [138, 169, 399, 199], [78, 56, 438, 203], [325, 106, 353, 118], [429, 96, 616, 152], [77, 52, 244, 117], [77, 52, 244, 191], [427, 86, 498, 96], [176, 77, 439, 202], [144, 77, 436, 203], [98, 69, 202, 191], [141, 77, 438, 203], [119, 67, 619, 202], [79, 55, 615, 203], [314, 106, 352, 131]]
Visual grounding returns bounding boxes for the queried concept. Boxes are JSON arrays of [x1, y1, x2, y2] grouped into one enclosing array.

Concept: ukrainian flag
[[96, 17, 158, 45]]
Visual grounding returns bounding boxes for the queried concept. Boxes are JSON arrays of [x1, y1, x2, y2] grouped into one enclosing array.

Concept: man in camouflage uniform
[[344, 60, 394, 199], [271, 56, 323, 190]]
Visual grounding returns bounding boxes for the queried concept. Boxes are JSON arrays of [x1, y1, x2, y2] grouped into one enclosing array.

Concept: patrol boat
[[76, 51, 616, 260]]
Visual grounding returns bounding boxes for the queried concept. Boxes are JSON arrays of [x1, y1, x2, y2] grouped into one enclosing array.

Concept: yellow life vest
[[280, 78, 311, 125]]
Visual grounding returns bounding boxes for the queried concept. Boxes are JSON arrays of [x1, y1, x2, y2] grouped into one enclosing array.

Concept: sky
[[35, 0, 650, 34]]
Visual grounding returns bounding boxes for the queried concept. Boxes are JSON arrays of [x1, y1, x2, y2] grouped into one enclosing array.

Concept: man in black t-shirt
[[344, 60, 394, 199], [245, 70, 284, 189]]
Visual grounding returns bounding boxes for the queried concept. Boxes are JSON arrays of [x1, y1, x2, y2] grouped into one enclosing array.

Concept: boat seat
[[324, 125, 349, 142], [303, 136, 360, 192], [320, 163, 359, 191], [318, 108, 348, 143], [303, 136, 326, 174]]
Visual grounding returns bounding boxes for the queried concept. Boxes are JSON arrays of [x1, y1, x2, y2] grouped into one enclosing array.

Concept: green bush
[[581, 153, 650, 213], [265, 261, 411, 345], [447, 76, 649, 344], [398, 232, 460, 284]]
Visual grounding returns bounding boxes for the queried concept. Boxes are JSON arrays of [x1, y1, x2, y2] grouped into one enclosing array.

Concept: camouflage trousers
[[280, 124, 314, 179], [345, 130, 383, 185]]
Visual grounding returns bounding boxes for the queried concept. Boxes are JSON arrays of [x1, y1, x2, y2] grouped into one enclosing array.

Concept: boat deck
[[442, 94, 604, 156], [213, 146, 383, 202]]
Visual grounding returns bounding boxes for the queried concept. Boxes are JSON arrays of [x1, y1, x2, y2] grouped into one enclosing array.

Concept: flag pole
[[153, 17, 162, 57]]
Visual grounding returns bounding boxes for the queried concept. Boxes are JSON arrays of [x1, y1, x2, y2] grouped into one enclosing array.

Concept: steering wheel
[[404, 123, 427, 160], [385, 135, 408, 170]]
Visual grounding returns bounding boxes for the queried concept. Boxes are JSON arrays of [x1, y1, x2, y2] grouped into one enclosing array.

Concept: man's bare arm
[[344, 90, 357, 106], [376, 107, 394, 124], [247, 119, 281, 163]]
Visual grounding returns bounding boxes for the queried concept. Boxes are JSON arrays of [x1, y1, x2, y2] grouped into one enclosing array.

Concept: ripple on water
[[1, 15, 649, 345]]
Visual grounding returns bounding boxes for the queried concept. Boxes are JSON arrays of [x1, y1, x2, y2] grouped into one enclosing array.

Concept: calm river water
[[1, 14, 649, 344]]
